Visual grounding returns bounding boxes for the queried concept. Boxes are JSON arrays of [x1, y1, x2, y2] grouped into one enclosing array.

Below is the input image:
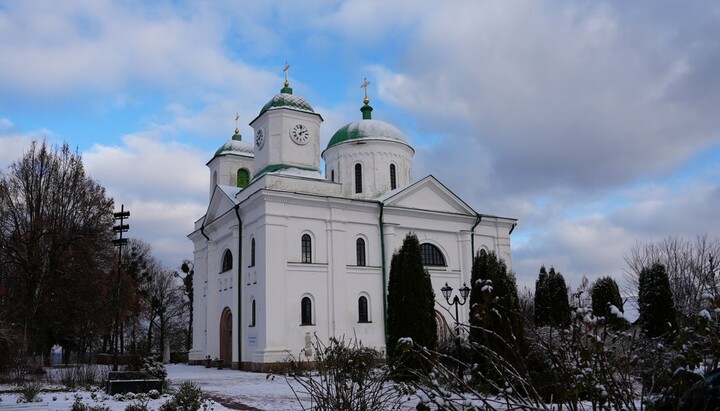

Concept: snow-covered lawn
[[0, 364, 314, 410]]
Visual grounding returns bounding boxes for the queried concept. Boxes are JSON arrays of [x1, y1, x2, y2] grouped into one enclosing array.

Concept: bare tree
[[624, 235, 720, 318], [0, 141, 115, 361], [143, 262, 187, 357]]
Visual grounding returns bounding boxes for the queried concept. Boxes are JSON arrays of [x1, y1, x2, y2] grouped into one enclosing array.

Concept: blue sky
[[1, 0, 719, 293]]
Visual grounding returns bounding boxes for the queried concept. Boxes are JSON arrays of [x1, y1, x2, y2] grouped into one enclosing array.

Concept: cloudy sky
[[1, 0, 719, 293]]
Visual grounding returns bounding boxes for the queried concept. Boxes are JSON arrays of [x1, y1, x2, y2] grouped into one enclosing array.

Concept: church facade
[[188, 78, 517, 371]]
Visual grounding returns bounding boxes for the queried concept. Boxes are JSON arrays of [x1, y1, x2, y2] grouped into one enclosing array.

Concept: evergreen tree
[[534, 267, 571, 328], [386, 233, 437, 376], [638, 263, 677, 338], [469, 251, 525, 377], [591, 276, 624, 320], [533, 266, 549, 326]]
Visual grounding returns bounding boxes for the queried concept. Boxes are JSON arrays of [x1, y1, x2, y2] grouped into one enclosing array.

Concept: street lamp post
[[441, 282, 471, 328], [441, 282, 471, 370]]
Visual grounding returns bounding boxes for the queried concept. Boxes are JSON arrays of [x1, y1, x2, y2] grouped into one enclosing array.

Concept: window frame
[[237, 168, 250, 188], [221, 249, 233, 272], [301, 296, 313, 325], [250, 238, 256, 267], [356, 238, 366, 266], [390, 164, 397, 190], [354, 163, 363, 193], [358, 295, 370, 323], [420, 243, 446, 267], [301, 234, 312, 263], [249, 299, 256, 327]]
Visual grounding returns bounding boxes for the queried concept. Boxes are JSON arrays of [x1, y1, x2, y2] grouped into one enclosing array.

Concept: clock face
[[254, 128, 265, 148], [290, 124, 310, 145]]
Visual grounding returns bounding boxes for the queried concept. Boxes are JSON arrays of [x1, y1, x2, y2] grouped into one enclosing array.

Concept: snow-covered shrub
[[285, 335, 404, 411], [140, 357, 167, 380], [17, 381, 42, 403], [69, 396, 112, 411], [124, 393, 150, 411], [529, 304, 641, 410], [159, 381, 208, 411]]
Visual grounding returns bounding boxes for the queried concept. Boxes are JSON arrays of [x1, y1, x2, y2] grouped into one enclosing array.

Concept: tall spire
[[360, 77, 373, 120]]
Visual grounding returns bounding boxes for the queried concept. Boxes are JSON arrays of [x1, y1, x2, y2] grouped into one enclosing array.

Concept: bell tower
[[249, 64, 323, 179]]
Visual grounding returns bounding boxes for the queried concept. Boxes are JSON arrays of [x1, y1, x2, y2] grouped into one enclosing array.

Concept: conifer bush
[[638, 263, 677, 337], [386, 233, 437, 380]]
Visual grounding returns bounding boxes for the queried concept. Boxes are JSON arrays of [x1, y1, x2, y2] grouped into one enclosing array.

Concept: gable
[[204, 185, 240, 224], [382, 175, 475, 215]]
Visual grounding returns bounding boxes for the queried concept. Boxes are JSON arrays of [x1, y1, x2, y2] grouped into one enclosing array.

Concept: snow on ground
[[0, 364, 314, 411]]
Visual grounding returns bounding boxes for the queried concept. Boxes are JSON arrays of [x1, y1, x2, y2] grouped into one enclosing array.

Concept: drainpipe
[[200, 224, 210, 241], [378, 202, 388, 342], [470, 213, 482, 258], [234, 205, 243, 370], [509, 223, 517, 235]]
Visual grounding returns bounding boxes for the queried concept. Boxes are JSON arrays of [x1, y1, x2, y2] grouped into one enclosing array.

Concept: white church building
[[188, 76, 517, 371]]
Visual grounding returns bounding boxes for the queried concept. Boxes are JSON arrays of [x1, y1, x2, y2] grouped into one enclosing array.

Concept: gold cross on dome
[[283, 62, 290, 87], [235, 112, 239, 127], [361, 77, 371, 104]]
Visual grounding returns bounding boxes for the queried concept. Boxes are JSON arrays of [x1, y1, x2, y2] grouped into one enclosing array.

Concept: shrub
[[69, 397, 111, 411], [638, 263, 677, 337], [59, 364, 106, 388], [160, 381, 208, 411], [286, 335, 403, 411], [17, 381, 42, 403]]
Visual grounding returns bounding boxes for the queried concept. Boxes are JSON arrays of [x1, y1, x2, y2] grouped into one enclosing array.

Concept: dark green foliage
[[638, 263, 677, 338], [468, 251, 525, 378], [386, 233, 437, 377], [534, 266, 571, 328], [591, 276, 624, 320], [159, 381, 207, 411]]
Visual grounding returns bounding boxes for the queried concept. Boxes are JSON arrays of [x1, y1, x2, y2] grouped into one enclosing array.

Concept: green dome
[[326, 119, 408, 149], [258, 87, 314, 117], [213, 131, 254, 158]]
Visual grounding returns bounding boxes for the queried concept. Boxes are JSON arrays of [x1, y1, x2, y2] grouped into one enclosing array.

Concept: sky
[[1, 0, 719, 294]]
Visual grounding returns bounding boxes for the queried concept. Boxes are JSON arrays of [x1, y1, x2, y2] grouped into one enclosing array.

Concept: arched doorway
[[219, 307, 232, 365]]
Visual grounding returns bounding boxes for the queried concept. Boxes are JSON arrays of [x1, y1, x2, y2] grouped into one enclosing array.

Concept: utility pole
[[112, 205, 130, 371]]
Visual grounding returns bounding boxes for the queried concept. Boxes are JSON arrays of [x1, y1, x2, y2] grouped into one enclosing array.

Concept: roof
[[258, 86, 314, 117], [326, 118, 409, 149], [211, 131, 254, 160]]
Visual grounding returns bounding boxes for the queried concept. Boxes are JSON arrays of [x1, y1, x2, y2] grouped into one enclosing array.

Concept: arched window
[[250, 300, 256, 327], [479, 248, 488, 257], [301, 234, 312, 263], [356, 238, 366, 266], [358, 296, 369, 323], [390, 164, 397, 190], [221, 250, 233, 272], [420, 243, 446, 266], [237, 168, 250, 188], [250, 238, 256, 267], [301, 297, 313, 325], [354, 163, 363, 193]]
